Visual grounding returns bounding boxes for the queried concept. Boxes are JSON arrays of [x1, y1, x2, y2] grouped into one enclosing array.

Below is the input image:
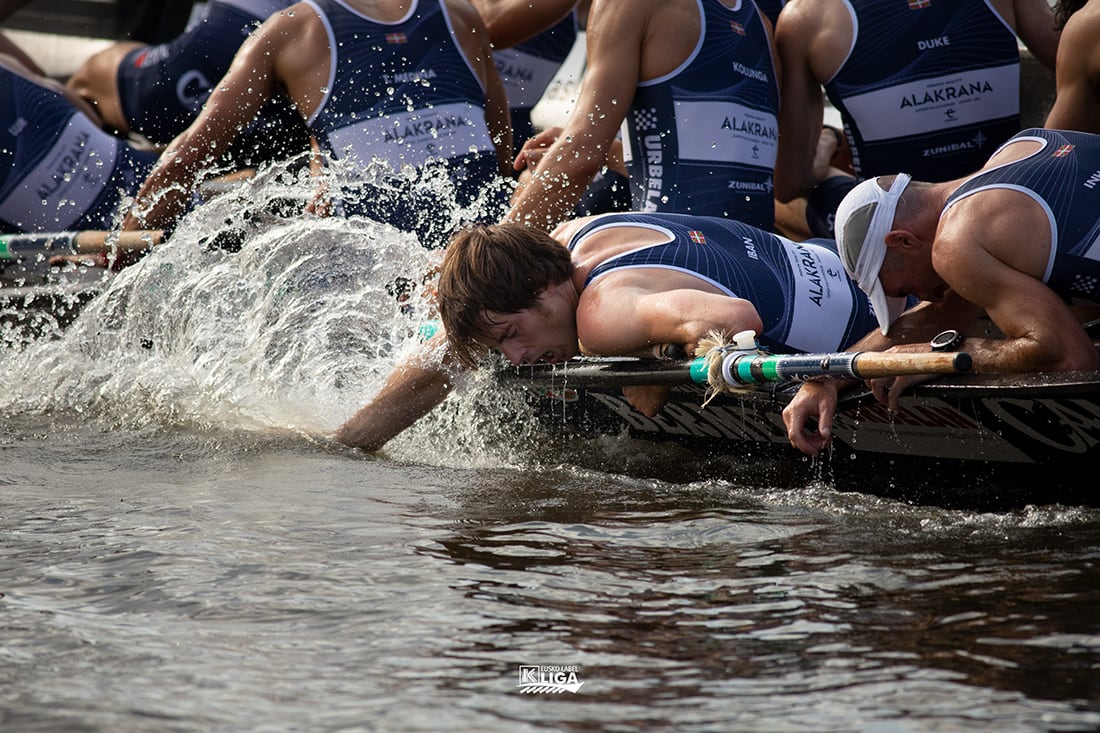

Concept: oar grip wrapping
[[0, 230, 163, 262], [851, 351, 972, 378]]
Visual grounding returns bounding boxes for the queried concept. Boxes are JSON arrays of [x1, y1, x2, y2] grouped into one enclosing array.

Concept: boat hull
[[509, 365, 1100, 506]]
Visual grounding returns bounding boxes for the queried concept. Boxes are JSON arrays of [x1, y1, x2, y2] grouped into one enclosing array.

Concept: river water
[[2, 170, 1099, 732]]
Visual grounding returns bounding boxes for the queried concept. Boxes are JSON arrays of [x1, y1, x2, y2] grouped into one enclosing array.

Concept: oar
[[0, 230, 165, 260], [500, 349, 972, 389]]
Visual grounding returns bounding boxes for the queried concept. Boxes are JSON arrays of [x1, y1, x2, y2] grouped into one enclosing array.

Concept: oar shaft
[[719, 350, 971, 386], [0, 230, 164, 259]]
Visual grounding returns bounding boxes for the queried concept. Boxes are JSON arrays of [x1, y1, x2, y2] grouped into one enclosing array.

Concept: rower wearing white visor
[[783, 127, 1100, 458]]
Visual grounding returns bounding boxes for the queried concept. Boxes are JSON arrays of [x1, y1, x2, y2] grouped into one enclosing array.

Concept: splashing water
[[0, 158, 537, 467]]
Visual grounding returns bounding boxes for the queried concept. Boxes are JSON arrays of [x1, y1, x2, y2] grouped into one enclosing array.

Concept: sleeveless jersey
[[306, 0, 497, 180], [824, 0, 1020, 181], [0, 69, 158, 232], [117, 0, 296, 143], [494, 11, 579, 152], [620, 0, 779, 230], [944, 128, 1100, 304], [568, 212, 878, 352]]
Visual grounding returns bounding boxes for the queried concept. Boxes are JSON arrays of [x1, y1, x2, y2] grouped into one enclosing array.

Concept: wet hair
[[1054, 0, 1087, 29], [438, 222, 574, 367]]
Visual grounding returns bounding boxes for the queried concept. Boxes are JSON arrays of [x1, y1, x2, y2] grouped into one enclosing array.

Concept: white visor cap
[[834, 173, 912, 335]]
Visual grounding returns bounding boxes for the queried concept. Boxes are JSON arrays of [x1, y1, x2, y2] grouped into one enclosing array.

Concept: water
[[2, 169, 1099, 732]]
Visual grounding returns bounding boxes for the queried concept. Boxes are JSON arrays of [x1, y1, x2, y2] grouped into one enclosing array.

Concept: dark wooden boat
[[503, 357, 1100, 507]]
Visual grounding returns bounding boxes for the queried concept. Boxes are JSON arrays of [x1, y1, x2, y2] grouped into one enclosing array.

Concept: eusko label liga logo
[[517, 665, 584, 694]]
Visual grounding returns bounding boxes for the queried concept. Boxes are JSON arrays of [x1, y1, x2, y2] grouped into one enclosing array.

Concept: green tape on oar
[[688, 357, 708, 385], [722, 351, 862, 386], [417, 320, 441, 341], [497, 348, 971, 391], [0, 232, 78, 259]]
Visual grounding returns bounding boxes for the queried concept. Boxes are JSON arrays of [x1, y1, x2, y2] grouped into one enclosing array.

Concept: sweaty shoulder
[[442, 0, 495, 71], [261, 3, 330, 116], [587, 0, 696, 81], [776, 0, 852, 82], [442, 0, 484, 33], [982, 135, 1045, 168]]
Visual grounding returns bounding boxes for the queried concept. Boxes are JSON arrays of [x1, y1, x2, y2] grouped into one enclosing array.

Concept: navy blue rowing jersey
[[117, 0, 295, 143], [824, 0, 1021, 181], [305, 0, 497, 183], [568, 212, 878, 352], [302, 0, 505, 245], [621, 0, 779, 230], [945, 128, 1100, 303], [0, 68, 157, 232]]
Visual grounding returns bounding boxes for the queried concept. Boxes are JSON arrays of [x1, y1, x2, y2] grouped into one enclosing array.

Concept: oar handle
[[851, 351, 972, 378], [72, 230, 163, 254]]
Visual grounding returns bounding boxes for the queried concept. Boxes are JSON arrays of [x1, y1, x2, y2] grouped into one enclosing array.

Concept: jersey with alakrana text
[[568, 212, 878, 353], [621, 0, 779, 230], [305, 0, 497, 182], [0, 68, 157, 232], [824, 0, 1020, 181]]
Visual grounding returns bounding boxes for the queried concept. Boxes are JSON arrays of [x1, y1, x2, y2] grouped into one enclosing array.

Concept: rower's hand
[[868, 372, 936, 412], [868, 344, 939, 411], [623, 385, 671, 417], [513, 126, 563, 172], [783, 380, 840, 456]]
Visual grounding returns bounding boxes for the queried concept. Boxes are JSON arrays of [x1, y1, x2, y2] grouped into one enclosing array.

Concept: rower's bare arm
[[773, 0, 828, 202], [123, 10, 323, 230], [935, 208, 1100, 373], [447, 0, 513, 176], [579, 287, 763, 358], [505, 0, 643, 230], [578, 288, 763, 416], [123, 26, 282, 229], [471, 0, 578, 50], [333, 337, 463, 452], [1006, 0, 1060, 71]]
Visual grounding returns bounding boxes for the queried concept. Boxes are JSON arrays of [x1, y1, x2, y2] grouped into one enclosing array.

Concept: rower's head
[[439, 223, 577, 367], [834, 173, 913, 335]]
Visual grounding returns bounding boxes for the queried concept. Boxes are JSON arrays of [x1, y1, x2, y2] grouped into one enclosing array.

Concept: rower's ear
[[884, 229, 921, 251]]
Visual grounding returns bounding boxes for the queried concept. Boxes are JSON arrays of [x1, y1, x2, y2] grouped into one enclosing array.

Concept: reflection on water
[[2, 430, 1098, 732], [1, 169, 1098, 732]]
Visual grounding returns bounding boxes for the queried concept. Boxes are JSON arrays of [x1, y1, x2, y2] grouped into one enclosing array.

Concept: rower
[[120, 0, 514, 252], [0, 54, 158, 235], [333, 212, 882, 451], [773, 0, 1061, 239], [1045, 0, 1100, 133], [506, 0, 780, 233], [65, 0, 310, 170], [783, 127, 1100, 457]]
